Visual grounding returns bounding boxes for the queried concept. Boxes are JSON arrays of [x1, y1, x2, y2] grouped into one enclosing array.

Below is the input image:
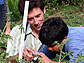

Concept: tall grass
[[8, 0, 22, 21]]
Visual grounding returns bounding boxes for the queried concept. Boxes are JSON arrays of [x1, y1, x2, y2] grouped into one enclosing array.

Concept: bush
[[8, 0, 22, 21]]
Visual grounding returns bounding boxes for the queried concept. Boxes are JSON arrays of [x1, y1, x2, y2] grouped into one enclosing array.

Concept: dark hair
[[39, 17, 68, 46], [18, 0, 44, 16]]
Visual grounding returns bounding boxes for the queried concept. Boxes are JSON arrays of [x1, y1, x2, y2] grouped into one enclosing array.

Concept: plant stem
[[1, 21, 8, 37], [59, 48, 62, 63]]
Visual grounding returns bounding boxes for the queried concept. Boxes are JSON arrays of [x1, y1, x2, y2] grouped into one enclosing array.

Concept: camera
[[32, 52, 39, 63], [32, 51, 39, 56]]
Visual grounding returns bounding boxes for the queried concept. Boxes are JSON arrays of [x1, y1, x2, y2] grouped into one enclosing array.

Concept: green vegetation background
[[8, 0, 84, 27], [0, 0, 84, 63]]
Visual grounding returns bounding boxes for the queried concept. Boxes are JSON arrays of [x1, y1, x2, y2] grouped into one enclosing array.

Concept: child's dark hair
[[18, 0, 44, 16], [39, 17, 68, 46]]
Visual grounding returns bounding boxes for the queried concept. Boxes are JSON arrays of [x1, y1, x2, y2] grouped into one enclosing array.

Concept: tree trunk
[[82, 0, 84, 13]]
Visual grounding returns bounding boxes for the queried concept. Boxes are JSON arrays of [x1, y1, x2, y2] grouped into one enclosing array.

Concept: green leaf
[[53, 41, 58, 45]]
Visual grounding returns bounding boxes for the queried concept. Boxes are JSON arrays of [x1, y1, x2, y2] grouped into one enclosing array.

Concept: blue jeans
[[0, 4, 4, 29]]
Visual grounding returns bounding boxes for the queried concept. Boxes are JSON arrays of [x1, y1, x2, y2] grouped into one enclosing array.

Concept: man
[[6, 0, 55, 63], [38, 17, 84, 63]]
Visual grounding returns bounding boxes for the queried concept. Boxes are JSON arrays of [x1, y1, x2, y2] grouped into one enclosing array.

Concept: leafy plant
[[0, 28, 12, 63], [0, 11, 12, 63], [51, 38, 84, 63], [8, 0, 22, 21]]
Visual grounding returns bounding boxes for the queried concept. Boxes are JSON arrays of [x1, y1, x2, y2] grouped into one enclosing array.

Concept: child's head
[[39, 17, 68, 47]]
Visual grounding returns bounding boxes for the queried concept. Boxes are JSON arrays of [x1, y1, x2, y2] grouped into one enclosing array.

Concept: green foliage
[[58, 38, 72, 48], [45, 5, 84, 27], [0, 31, 12, 63], [0, 0, 84, 63], [19, 25, 25, 32], [44, 0, 82, 9], [8, 0, 22, 21], [63, 0, 82, 5], [8, 0, 22, 28], [44, 0, 59, 9], [74, 53, 84, 62], [0, 12, 13, 63], [0, 50, 7, 63], [51, 38, 84, 63], [6, 12, 12, 21]]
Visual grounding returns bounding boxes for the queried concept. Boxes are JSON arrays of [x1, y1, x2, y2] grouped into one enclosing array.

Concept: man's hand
[[37, 52, 59, 63], [23, 47, 36, 61], [37, 52, 52, 63], [7, 47, 36, 63]]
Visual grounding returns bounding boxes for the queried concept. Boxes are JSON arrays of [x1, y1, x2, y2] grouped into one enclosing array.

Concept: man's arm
[[37, 52, 61, 63], [40, 45, 56, 59]]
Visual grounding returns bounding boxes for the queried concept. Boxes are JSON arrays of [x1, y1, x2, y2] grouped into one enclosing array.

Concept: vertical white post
[[19, 1, 29, 60]]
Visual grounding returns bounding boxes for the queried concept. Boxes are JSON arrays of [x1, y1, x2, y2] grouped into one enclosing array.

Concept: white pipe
[[19, 1, 29, 61]]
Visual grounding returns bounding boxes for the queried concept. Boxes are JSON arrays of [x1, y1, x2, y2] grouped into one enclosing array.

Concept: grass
[[8, 0, 22, 21], [45, 5, 84, 27]]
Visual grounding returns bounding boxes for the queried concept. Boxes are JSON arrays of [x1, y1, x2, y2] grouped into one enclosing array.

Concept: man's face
[[47, 44, 60, 52], [27, 8, 45, 31], [47, 38, 66, 52]]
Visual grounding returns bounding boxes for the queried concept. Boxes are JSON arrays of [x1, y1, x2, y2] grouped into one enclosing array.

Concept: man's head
[[39, 17, 68, 52], [18, 0, 45, 31], [18, 0, 44, 16]]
